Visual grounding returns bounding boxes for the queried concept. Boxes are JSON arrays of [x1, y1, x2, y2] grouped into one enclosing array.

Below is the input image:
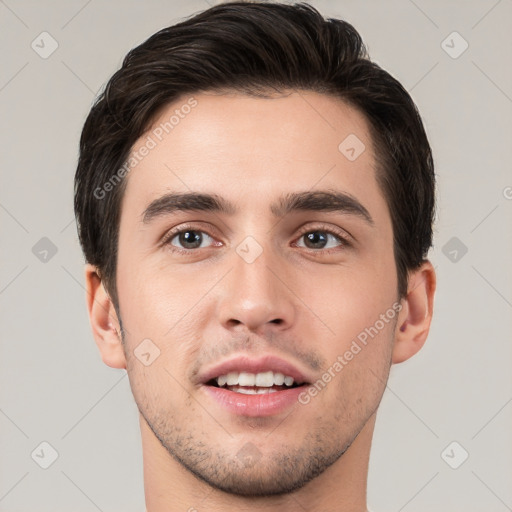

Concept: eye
[[161, 224, 351, 255], [295, 228, 350, 251], [164, 228, 217, 251]]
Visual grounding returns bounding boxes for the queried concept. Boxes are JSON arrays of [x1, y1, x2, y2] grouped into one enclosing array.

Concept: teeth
[[284, 376, 294, 386], [255, 371, 273, 387], [238, 372, 255, 386], [214, 371, 296, 387], [273, 372, 285, 385], [226, 372, 238, 385], [228, 386, 278, 395]]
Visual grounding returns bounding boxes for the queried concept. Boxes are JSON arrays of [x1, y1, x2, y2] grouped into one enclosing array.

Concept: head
[[75, 1, 436, 498]]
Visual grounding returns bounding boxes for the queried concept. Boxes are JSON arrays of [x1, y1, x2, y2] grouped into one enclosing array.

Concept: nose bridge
[[217, 235, 295, 331]]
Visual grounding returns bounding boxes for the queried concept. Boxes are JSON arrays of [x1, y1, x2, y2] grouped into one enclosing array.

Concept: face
[[115, 90, 399, 496]]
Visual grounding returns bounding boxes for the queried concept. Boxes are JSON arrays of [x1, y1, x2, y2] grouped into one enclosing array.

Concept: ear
[[84, 264, 126, 369], [392, 260, 436, 364]]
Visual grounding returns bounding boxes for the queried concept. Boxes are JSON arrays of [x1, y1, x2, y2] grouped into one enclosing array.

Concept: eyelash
[[161, 223, 352, 255]]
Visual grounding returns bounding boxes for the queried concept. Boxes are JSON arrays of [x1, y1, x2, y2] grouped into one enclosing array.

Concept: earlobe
[[392, 260, 436, 364], [84, 264, 127, 369]]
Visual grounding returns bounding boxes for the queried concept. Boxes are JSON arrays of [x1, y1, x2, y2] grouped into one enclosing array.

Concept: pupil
[[305, 231, 327, 249], [180, 231, 202, 249]]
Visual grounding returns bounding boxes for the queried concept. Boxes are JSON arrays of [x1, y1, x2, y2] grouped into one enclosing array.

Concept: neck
[[141, 412, 375, 512]]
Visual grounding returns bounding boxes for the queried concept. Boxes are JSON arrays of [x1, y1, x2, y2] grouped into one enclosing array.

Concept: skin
[[85, 90, 436, 512]]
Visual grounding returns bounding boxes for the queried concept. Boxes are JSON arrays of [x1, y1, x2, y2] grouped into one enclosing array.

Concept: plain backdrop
[[1, 1, 511, 511]]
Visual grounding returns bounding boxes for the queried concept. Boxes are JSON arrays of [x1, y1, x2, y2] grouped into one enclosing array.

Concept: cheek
[[117, 254, 206, 338], [126, 358, 191, 422], [316, 314, 395, 420], [309, 263, 398, 392], [313, 262, 396, 334]]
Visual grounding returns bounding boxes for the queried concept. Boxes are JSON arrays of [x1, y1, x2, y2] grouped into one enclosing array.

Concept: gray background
[[1, 0, 511, 511]]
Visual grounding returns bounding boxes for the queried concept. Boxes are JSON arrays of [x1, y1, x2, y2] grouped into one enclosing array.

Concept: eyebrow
[[141, 189, 374, 226]]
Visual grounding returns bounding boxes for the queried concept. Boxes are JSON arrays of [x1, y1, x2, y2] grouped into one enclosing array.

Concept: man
[[74, 2, 436, 510]]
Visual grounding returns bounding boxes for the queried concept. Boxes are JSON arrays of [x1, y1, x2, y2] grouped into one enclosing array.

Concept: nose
[[216, 245, 297, 335]]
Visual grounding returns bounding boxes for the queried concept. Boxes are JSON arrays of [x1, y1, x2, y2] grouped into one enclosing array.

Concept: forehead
[[121, 90, 385, 223]]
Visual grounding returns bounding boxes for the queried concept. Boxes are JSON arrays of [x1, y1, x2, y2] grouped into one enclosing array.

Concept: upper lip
[[197, 354, 313, 385]]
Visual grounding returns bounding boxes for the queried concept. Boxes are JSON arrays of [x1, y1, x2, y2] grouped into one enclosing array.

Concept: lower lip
[[201, 385, 306, 417]]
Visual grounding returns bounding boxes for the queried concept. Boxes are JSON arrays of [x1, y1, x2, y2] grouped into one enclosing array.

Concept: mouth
[[205, 370, 308, 395], [198, 355, 313, 416]]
